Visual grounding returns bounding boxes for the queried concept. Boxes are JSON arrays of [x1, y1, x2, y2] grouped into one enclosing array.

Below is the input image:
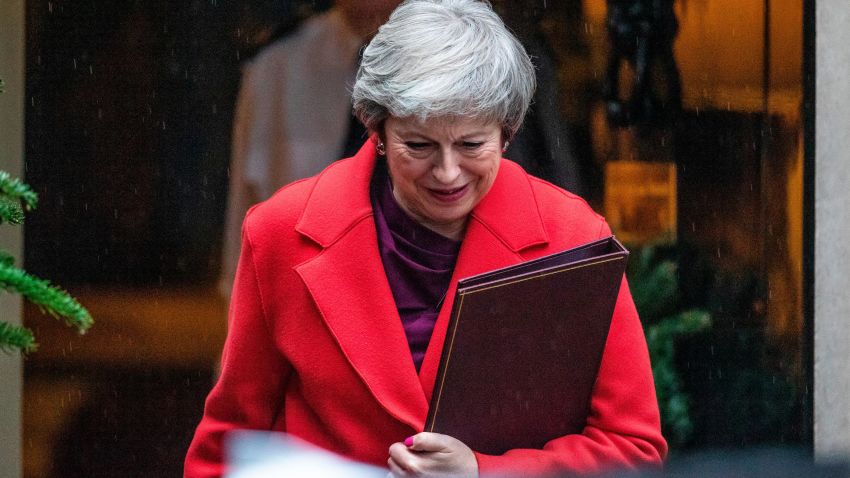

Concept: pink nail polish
[[404, 436, 414, 447]]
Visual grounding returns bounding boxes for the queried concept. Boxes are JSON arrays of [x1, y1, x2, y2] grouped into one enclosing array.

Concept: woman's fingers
[[387, 434, 478, 477], [387, 456, 412, 477], [388, 442, 421, 474], [406, 432, 450, 452]]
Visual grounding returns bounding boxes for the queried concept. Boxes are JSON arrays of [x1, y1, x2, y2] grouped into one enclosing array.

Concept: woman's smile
[[426, 184, 469, 203]]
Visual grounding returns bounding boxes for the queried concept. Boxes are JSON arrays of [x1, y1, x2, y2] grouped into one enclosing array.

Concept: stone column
[[0, 0, 25, 476], [815, 0, 850, 461]]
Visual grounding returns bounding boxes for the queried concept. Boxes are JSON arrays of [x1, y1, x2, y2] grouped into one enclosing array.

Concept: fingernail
[[404, 436, 414, 447]]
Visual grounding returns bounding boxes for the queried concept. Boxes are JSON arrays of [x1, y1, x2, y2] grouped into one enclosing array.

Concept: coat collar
[[295, 139, 549, 251], [294, 139, 549, 431]]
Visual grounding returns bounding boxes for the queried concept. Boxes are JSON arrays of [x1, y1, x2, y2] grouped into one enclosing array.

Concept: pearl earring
[[502, 140, 510, 152], [376, 142, 386, 155]]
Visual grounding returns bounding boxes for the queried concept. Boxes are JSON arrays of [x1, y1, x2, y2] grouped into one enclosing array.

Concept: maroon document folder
[[425, 236, 628, 455]]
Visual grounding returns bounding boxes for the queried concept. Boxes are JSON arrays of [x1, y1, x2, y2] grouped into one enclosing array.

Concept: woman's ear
[[371, 121, 387, 146], [501, 128, 512, 152]]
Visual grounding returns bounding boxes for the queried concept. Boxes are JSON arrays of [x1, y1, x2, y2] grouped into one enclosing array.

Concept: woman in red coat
[[185, 1, 667, 476]]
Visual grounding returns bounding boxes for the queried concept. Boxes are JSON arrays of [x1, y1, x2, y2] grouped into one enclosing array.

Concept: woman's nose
[[431, 149, 462, 184]]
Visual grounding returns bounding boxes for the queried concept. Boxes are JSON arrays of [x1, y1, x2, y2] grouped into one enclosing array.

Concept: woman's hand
[[387, 432, 478, 478]]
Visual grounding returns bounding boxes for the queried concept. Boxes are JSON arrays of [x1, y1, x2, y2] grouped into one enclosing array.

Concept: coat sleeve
[[185, 224, 292, 478], [474, 233, 667, 475]]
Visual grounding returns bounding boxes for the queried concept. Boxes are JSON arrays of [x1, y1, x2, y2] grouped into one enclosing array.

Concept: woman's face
[[382, 115, 503, 240]]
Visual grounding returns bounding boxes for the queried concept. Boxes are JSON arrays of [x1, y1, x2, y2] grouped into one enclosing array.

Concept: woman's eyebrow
[[393, 128, 431, 138], [393, 129, 492, 140], [456, 131, 494, 140]]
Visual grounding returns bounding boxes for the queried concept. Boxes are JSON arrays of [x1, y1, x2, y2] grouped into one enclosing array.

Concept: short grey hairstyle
[[352, 0, 536, 140]]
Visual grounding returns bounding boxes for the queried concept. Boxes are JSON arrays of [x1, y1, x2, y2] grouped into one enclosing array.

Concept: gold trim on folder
[[429, 292, 465, 433]]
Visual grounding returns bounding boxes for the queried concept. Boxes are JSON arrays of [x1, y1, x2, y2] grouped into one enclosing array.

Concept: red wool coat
[[184, 142, 667, 477]]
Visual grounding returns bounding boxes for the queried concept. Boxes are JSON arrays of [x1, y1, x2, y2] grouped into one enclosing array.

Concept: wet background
[[22, 0, 808, 476]]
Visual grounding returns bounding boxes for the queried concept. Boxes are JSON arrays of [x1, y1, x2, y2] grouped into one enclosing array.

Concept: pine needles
[[0, 171, 92, 354], [0, 170, 38, 210]]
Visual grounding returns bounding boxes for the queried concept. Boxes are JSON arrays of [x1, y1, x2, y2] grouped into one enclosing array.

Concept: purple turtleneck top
[[370, 164, 461, 372]]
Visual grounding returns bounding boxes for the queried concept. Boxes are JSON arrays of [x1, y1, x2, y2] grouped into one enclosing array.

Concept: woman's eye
[[462, 142, 484, 149], [404, 141, 431, 152]]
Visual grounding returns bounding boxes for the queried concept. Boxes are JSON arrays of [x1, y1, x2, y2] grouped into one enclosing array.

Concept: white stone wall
[[815, 0, 850, 461], [0, 0, 24, 476]]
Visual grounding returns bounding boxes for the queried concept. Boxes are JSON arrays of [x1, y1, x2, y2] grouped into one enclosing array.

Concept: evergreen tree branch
[[0, 165, 91, 355], [0, 321, 37, 354], [0, 250, 14, 267], [0, 196, 25, 224], [0, 171, 38, 210], [0, 262, 93, 333], [627, 244, 712, 448], [645, 309, 711, 447]]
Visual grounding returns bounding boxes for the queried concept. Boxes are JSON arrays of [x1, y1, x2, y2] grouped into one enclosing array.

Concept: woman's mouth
[[427, 184, 469, 203]]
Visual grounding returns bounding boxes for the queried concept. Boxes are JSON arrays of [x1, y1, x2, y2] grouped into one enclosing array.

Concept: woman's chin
[[420, 207, 470, 232]]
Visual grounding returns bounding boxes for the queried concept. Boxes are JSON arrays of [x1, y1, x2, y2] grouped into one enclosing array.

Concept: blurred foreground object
[[225, 431, 385, 478], [225, 433, 844, 478]]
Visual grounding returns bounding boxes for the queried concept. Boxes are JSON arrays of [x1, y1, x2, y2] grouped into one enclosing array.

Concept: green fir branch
[[0, 262, 93, 333], [627, 244, 712, 449], [0, 250, 14, 267], [0, 171, 38, 210], [0, 196, 25, 224], [0, 321, 37, 354], [628, 247, 679, 321], [0, 90, 86, 353], [0, 168, 91, 354], [646, 310, 711, 447]]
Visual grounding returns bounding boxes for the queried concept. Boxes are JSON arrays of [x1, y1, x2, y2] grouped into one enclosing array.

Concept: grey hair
[[352, 0, 536, 140]]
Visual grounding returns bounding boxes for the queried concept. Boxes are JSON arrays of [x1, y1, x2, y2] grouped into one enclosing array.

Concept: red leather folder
[[425, 236, 628, 455]]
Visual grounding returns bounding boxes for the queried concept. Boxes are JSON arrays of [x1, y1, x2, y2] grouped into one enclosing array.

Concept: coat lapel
[[295, 221, 429, 430]]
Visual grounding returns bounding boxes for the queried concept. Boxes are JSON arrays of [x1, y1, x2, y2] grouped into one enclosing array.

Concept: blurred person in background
[[220, 0, 401, 297]]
